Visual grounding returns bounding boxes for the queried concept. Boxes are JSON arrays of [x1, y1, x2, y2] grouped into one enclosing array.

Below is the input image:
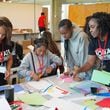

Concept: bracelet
[[50, 63, 57, 69]]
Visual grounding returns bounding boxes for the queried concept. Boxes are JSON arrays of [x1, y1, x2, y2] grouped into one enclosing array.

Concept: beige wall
[[0, 3, 42, 32]]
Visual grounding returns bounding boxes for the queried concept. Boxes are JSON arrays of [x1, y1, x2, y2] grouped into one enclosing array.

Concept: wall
[[0, 3, 42, 32], [68, 3, 110, 27]]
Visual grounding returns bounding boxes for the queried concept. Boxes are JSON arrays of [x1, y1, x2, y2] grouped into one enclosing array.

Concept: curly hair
[[90, 12, 110, 37], [84, 15, 92, 40]]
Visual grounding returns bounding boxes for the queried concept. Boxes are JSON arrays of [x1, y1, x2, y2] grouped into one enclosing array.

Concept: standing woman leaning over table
[[73, 12, 110, 77], [18, 37, 62, 81], [0, 19, 13, 85]]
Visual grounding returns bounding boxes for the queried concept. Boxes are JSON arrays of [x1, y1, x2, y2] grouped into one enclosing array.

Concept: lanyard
[[37, 55, 44, 73], [98, 33, 108, 50], [98, 33, 108, 69]]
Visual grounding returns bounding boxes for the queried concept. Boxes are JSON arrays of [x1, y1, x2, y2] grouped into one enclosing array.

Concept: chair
[[22, 40, 32, 55], [8, 67, 19, 85]]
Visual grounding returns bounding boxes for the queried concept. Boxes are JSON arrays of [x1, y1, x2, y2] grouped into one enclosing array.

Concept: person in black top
[[0, 17, 23, 68], [0, 19, 13, 85], [73, 12, 110, 77]]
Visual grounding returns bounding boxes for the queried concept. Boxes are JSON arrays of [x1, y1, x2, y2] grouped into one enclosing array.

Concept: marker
[[55, 107, 58, 110], [42, 84, 53, 92]]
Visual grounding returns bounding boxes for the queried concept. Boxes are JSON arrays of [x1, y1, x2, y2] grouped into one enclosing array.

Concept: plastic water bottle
[[57, 68, 60, 78]]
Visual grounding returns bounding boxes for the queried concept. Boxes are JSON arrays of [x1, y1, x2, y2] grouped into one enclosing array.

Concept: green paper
[[82, 99, 98, 110], [18, 92, 47, 105], [91, 70, 110, 85]]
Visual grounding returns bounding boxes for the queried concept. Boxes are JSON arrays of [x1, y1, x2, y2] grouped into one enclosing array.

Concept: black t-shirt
[[11, 41, 23, 67], [0, 43, 12, 66], [0, 43, 12, 85], [88, 35, 110, 72]]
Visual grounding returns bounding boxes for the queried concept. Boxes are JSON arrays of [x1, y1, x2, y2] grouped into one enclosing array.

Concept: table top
[[13, 75, 109, 110]]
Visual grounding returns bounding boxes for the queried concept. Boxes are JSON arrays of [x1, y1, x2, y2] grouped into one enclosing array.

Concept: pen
[[84, 92, 91, 96], [42, 84, 53, 92], [96, 92, 110, 96], [84, 106, 87, 110]]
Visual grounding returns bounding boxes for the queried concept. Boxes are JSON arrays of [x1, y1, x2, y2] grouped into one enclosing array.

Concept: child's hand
[[30, 71, 39, 81], [45, 66, 53, 74]]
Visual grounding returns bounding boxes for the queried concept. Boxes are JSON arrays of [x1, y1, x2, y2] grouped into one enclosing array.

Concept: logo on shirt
[[95, 48, 110, 60], [0, 49, 10, 62]]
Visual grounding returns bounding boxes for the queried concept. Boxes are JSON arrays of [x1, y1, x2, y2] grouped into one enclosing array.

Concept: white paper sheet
[[43, 98, 85, 110], [0, 97, 11, 110], [27, 80, 53, 92]]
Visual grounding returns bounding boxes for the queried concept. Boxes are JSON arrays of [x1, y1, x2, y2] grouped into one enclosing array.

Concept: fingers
[[63, 71, 69, 76], [30, 72, 39, 81], [73, 76, 82, 81], [4, 71, 10, 80], [46, 66, 53, 74]]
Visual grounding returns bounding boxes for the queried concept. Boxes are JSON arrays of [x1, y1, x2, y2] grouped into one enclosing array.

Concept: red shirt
[[38, 15, 46, 28]]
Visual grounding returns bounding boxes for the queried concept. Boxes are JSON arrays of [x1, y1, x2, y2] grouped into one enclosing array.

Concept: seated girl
[[18, 38, 62, 81]]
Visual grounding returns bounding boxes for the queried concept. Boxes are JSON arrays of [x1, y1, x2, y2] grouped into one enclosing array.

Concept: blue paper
[[0, 85, 7, 92], [14, 84, 24, 92]]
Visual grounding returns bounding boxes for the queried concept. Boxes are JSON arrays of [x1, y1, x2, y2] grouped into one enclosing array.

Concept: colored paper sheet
[[0, 84, 24, 93], [96, 98, 110, 108], [59, 74, 73, 83], [91, 70, 110, 86], [82, 99, 98, 110], [44, 86, 69, 98], [18, 92, 47, 105], [70, 80, 103, 95], [14, 84, 24, 92], [96, 92, 110, 97]]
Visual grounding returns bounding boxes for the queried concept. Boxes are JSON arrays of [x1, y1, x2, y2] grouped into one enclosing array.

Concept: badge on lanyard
[[0, 52, 4, 62], [95, 34, 108, 70]]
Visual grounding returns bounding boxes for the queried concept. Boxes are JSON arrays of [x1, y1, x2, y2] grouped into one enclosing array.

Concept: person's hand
[[63, 71, 70, 76], [72, 66, 80, 78], [45, 66, 53, 74], [4, 70, 11, 80], [63, 67, 73, 76], [30, 71, 39, 81], [72, 66, 82, 81]]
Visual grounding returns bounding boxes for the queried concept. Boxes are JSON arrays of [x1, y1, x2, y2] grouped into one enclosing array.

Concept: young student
[[73, 12, 110, 77], [18, 37, 62, 81], [58, 19, 91, 81], [0, 16, 23, 68], [41, 31, 64, 73], [0, 19, 13, 85]]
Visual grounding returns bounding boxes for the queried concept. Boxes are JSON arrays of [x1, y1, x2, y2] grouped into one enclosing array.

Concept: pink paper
[[59, 74, 73, 83]]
